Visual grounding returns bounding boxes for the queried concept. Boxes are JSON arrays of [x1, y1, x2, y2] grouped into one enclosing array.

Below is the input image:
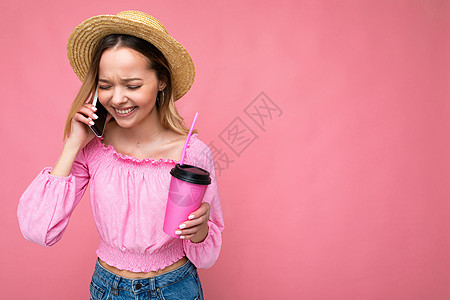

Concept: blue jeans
[[90, 258, 204, 300]]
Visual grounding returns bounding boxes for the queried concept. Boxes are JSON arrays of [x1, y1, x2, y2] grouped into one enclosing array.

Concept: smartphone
[[89, 88, 109, 137]]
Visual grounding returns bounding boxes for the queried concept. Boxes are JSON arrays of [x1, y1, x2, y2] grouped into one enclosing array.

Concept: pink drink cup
[[163, 164, 211, 238]]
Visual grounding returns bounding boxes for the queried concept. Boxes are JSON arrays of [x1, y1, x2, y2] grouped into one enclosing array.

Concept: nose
[[110, 87, 128, 106]]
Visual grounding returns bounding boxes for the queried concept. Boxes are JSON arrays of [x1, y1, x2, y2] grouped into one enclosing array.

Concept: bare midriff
[[98, 257, 188, 279]]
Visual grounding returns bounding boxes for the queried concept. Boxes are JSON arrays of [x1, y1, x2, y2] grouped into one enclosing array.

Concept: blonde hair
[[64, 34, 196, 139]]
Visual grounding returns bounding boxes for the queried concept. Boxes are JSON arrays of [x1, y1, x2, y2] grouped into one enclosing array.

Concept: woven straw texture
[[67, 11, 195, 100]]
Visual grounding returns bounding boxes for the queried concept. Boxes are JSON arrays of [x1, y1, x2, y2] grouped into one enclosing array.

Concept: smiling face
[[98, 46, 166, 129]]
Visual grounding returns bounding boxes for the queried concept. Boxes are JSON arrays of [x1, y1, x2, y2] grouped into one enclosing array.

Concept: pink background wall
[[1, 0, 449, 299]]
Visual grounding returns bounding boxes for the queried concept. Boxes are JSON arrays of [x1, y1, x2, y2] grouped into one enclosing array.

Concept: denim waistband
[[93, 258, 196, 294]]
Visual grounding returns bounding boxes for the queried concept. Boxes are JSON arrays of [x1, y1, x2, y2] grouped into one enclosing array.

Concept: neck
[[117, 109, 166, 145]]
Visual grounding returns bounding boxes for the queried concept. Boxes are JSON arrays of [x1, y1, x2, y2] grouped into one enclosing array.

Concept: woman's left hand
[[176, 202, 210, 243]]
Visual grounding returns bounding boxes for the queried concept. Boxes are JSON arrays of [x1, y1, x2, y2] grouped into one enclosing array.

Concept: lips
[[114, 106, 137, 117]]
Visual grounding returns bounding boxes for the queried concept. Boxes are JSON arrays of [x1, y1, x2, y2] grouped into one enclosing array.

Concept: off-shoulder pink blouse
[[17, 134, 224, 272]]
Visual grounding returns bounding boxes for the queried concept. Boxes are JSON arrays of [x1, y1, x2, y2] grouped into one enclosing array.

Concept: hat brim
[[67, 13, 195, 100]]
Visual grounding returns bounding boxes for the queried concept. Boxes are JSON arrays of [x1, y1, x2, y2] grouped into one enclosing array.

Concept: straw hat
[[67, 10, 195, 100]]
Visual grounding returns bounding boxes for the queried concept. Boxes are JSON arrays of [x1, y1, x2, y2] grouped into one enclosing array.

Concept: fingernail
[[175, 230, 182, 235], [92, 114, 98, 120], [180, 236, 185, 239], [188, 215, 195, 220], [92, 106, 97, 111], [179, 224, 186, 229], [89, 121, 95, 125]]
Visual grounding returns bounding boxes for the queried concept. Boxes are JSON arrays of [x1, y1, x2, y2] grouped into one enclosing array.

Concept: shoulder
[[188, 134, 215, 167], [77, 137, 102, 163], [189, 133, 211, 154]]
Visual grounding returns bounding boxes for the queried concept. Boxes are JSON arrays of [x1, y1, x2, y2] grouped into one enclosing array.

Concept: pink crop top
[[17, 133, 224, 272]]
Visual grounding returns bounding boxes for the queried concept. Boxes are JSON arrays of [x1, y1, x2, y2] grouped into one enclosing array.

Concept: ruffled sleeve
[[17, 148, 90, 247], [182, 140, 225, 269]]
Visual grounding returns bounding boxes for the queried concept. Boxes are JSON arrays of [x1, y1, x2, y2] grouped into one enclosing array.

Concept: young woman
[[17, 11, 224, 300]]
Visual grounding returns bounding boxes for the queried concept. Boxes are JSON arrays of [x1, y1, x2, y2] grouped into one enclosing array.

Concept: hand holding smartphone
[[90, 88, 109, 137]]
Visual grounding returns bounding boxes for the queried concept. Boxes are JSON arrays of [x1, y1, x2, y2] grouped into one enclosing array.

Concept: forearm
[[50, 139, 83, 177], [183, 221, 223, 269]]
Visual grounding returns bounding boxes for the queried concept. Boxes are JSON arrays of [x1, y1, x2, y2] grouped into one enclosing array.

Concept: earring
[[160, 90, 165, 104]]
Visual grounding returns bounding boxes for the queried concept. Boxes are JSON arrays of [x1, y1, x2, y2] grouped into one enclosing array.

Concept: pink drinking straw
[[180, 112, 199, 165]]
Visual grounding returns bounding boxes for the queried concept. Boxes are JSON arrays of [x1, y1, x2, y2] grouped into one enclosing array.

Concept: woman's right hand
[[66, 103, 99, 150], [51, 103, 102, 177]]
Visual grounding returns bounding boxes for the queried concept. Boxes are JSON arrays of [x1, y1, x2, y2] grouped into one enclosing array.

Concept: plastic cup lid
[[170, 164, 211, 185]]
